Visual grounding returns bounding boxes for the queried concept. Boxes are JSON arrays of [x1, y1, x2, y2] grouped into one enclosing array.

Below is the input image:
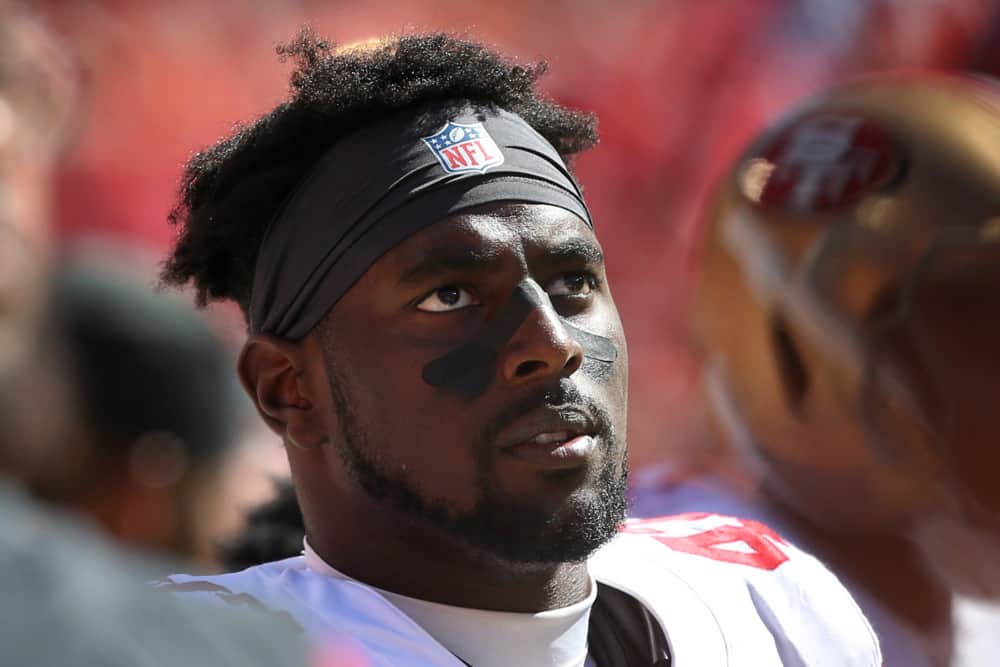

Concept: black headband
[[249, 102, 592, 340]]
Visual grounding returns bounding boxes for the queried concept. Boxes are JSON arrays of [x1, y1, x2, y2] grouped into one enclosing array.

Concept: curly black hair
[[160, 30, 599, 319]]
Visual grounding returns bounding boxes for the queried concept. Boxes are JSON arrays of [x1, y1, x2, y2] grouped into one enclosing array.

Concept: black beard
[[325, 365, 628, 565]]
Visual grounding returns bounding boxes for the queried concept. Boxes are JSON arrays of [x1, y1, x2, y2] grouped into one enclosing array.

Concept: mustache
[[480, 379, 615, 448]]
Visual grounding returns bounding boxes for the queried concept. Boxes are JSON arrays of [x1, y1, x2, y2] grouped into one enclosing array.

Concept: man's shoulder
[[592, 513, 882, 667], [611, 512, 800, 571], [157, 558, 459, 665], [155, 557, 312, 634], [159, 557, 308, 593]]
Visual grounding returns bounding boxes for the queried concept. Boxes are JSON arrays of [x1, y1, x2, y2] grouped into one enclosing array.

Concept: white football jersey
[[951, 596, 1000, 667], [630, 465, 932, 667], [160, 514, 881, 666]]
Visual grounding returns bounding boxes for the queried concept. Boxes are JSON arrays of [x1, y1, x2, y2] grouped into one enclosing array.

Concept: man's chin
[[443, 465, 629, 566], [445, 507, 620, 566], [339, 404, 628, 565]]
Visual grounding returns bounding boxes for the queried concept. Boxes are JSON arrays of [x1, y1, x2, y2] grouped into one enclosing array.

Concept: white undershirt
[[304, 539, 597, 667]]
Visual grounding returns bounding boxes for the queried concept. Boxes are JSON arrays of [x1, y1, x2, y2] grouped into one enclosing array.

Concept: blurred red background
[[34, 0, 1000, 470]]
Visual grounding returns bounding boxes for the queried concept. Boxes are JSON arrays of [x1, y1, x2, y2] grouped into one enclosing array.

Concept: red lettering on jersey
[[441, 147, 468, 169], [623, 513, 791, 571]]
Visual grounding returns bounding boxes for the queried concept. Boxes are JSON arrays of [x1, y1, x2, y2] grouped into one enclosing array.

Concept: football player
[[631, 72, 1000, 666], [157, 32, 880, 666]]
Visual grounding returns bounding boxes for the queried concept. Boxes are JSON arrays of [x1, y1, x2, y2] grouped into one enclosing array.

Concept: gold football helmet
[[695, 72, 1000, 593]]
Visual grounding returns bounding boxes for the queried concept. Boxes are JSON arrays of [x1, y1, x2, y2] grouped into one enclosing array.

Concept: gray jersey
[[0, 482, 312, 667]]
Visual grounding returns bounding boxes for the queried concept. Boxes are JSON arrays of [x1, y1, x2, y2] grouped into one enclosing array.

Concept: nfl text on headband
[[249, 101, 593, 340]]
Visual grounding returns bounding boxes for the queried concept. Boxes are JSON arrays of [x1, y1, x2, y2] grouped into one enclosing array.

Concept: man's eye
[[416, 286, 480, 312], [546, 272, 596, 297]]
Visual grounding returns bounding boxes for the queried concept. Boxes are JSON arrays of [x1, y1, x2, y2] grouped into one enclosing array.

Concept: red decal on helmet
[[745, 114, 901, 212]]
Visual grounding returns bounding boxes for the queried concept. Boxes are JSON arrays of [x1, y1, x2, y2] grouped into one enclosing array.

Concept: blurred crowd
[[1, 1, 999, 666], [35, 0, 1000, 471]]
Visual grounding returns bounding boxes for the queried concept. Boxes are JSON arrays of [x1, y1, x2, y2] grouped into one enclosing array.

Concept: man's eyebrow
[[398, 248, 504, 285], [542, 239, 605, 266]]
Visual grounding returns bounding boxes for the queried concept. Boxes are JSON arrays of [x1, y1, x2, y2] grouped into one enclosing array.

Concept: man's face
[[313, 203, 628, 564]]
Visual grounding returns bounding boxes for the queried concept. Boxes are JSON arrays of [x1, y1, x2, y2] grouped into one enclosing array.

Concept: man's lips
[[497, 409, 599, 469], [504, 434, 599, 469]]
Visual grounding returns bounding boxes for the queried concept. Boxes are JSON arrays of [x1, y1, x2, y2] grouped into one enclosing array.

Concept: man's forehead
[[389, 203, 598, 266]]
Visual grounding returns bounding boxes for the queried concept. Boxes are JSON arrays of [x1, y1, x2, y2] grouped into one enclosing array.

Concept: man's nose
[[501, 294, 584, 385]]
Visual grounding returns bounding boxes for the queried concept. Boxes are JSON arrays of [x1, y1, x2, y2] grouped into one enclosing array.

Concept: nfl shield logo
[[421, 121, 505, 174]]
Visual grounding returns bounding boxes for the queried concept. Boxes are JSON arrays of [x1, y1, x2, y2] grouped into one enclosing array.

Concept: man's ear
[[238, 335, 325, 448]]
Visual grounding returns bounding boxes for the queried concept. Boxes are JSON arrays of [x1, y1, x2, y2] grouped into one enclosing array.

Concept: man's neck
[[306, 541, 598, 667], [306, 504, 591, 613]]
